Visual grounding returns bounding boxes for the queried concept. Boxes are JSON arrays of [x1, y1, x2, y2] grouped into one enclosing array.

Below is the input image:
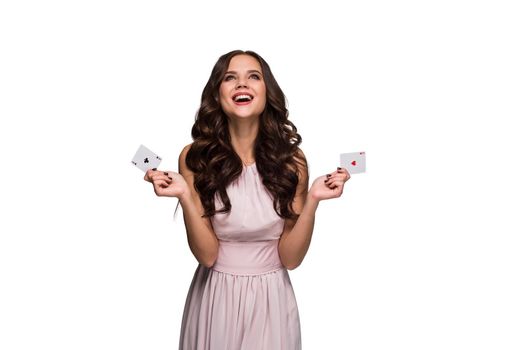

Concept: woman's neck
[[228, 118, 259, 164]]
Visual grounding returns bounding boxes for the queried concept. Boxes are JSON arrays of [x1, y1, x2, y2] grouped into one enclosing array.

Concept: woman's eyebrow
[[225, 70, 262, 75]]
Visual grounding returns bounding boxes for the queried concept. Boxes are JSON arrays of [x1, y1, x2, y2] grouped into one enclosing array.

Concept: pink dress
[[178, 162, 302, 350]]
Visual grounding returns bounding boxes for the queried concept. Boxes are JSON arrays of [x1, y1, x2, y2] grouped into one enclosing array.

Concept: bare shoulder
[[294, 147, 309, 193], [294, 147, 307, 163], [179, 143, 192, 162], [178, 143, 194, 176], [178, 142, 209, 216], [177, 143, 215, 235], [294, 147, 308, 175]]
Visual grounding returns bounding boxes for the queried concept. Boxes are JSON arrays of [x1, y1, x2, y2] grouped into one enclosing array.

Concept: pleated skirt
[[178, 263, 301, 350]]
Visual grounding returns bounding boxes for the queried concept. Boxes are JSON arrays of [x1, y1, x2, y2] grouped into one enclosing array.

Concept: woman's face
[[219, 54, 267, 120]]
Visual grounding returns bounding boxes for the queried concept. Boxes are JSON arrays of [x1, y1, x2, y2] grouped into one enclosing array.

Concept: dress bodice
[[210, 163, 285, 242]]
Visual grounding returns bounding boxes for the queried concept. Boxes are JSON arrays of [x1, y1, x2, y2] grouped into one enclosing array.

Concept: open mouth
[[232, 93, 254, 104]]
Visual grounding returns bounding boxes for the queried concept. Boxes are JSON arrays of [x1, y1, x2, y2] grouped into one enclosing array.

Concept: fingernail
[[152, 168, 157, 171], [337, 167, 341, 170], [324, 179, 328, 183], [164, 172, 168, 175], [168, 176, 172, 180], [326, 174, 331, 178]]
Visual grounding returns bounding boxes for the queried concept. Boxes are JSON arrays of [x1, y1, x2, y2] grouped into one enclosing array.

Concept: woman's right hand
[[143, 169, 190, 198]]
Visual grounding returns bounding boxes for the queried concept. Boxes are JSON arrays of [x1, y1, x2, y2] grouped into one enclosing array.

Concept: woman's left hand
[[308, 167, 351, 202]]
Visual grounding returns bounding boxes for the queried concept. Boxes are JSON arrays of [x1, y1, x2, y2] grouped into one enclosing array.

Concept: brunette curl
[[185, 50, 307, 220]]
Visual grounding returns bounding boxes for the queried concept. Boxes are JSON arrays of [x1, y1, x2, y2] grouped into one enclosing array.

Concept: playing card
[[131, 144, 162, 172], [340, 152, 366, 174]]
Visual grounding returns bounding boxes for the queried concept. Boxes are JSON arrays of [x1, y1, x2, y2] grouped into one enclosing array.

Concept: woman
[[144, 50, 351, 350]]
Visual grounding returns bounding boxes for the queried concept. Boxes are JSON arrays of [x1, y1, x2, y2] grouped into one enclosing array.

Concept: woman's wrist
[[306, 192, 321, 210], [178, 191, 193, 205]]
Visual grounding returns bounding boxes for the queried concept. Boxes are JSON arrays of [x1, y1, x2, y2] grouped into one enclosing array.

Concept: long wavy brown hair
[[185, 50, 307, 220]]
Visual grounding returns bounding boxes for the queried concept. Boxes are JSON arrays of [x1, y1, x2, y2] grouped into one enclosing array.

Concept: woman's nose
[[236, 79, 248, 89]]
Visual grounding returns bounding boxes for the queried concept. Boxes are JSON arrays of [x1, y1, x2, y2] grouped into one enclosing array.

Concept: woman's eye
[[250, 74, 260, 80], [224, 75, 235, 81]]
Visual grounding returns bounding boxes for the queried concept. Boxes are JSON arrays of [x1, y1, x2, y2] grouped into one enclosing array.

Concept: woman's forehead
[[227, 55, 262, 71]]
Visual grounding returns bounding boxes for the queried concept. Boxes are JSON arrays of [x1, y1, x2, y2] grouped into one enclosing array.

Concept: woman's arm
[[278, 149, 351, 270], [178, 144, 219, 268], [278, 148, 317, 270]]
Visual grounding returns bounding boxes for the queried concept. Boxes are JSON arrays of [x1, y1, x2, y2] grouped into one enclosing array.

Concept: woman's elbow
[[201, 251, 218, 268], [191, 241, 218, 268], [202, 259, 215, 268], [283, 260, 302, 271]]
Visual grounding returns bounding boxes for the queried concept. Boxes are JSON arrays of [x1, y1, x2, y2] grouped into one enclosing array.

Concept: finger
[[163, 172, 174, 181], [151, 174, 173, 183], [153, 180, 170, 193], [164, 170, 178, 177], [324, 177, 335, 186], [329, 173, 346, 181], [325, 171, 339, 178], [329, 183, 344, 196], [331, 172, 350, 183], [146, 169, 158, 176], [155, 178, 170, 186], [329, 179, 344, 189], [324, 174, 343, 186], [337, 167, 351, 179], [144, 169, 159, 181], [326, 171, 339, 178], [328, 180, 342, 188]]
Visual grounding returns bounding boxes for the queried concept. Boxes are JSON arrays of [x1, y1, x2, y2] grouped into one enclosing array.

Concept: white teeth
[[234, 94, 253, 102]]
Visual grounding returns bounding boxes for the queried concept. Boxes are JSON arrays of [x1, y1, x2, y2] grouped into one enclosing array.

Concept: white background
[[1, 0, 524, 349]]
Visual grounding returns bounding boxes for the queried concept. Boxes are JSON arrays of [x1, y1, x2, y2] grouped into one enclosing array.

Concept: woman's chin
[[225, 108, 264, 120]]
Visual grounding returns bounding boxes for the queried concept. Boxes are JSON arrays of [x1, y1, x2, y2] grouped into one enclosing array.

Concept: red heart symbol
[[351, 160, 357, 166]]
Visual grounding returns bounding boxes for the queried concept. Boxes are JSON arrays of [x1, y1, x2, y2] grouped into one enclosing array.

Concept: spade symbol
[[351, 160, 357, 166], [144, 157, 150, 164]]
